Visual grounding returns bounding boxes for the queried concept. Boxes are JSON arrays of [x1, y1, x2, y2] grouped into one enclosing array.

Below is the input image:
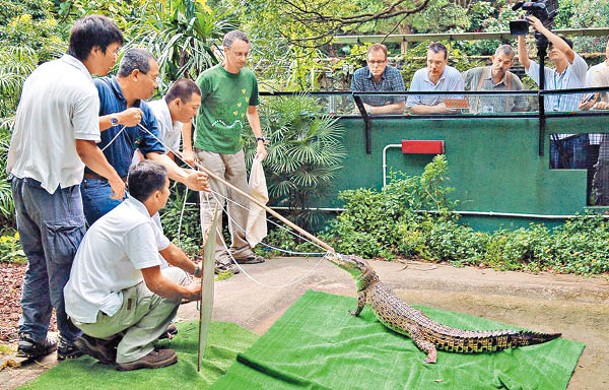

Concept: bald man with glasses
[[351, 43, 406, 115]]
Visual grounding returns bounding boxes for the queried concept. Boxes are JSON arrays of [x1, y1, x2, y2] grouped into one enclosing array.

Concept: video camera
[[509, 0, 559, 36]]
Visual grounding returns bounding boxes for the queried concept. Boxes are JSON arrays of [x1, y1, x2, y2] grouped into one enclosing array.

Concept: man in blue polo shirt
[[351, 43, 405, 115], [82, 48, 208, 225]]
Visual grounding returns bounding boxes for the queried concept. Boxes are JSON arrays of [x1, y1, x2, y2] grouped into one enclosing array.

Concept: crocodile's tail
[[510, 330, 562, 347], [436, 330, 561, 353]]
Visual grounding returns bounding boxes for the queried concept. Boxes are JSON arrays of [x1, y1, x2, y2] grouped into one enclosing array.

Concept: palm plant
[[244, 94, 346, 231], [0, 46, 38, 226], [133, 0, 234, 85]]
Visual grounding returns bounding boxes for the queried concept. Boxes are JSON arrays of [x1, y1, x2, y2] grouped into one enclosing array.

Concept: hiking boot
[[116, 348, 177, 371], [74, 334, 118, 365], [214, 260, 240, 274], [158, 324, 178, 340], [17, 335, 57, 360], [57, 335, 83, 360]]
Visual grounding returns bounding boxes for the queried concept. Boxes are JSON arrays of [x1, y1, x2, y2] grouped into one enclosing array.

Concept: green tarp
[[212, 290, 584, 390], [17, 321, 258, 390]]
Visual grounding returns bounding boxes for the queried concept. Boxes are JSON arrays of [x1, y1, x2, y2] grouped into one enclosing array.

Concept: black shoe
[[17, 334, 57, 360], [57, 335, 83, 360], [234, 255, 265, 264], [74, 334, 118, 365], [158, 324, 178, 340]]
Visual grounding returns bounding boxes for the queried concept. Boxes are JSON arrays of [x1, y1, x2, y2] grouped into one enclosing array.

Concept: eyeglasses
[[140, 71, 160, 84], [367, 60, 387, 65]]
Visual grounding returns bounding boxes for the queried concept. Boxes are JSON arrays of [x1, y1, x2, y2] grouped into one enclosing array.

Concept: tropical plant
[[243, 94, 346, 231], [133, 0, 234, 86]]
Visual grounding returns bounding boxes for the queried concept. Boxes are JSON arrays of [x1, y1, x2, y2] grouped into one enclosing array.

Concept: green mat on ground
[[212, 290, 584, 390], [18, 321, 258, 390]]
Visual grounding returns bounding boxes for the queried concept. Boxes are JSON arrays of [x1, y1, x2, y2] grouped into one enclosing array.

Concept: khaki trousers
[[74, 267, 189, 364], [195, 149, 254, 261]]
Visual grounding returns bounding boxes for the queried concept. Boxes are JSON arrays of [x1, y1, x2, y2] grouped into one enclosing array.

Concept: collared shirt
[[462, 66, 527, 113], [407, 65, 464, 107], [350, 65, 406, 106], [526, 53, 588, 112], [148, 98, 184, 154], [65, 196, 170, 323], [7, 54, 100, 194], [585, 61, 609, 104], [91, 77, 165, 178]]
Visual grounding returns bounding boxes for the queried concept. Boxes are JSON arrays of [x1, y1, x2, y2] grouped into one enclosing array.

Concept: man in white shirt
[[518, 16, 588, 112], [407, 42, 465, 114], [65, 161, 202, 371], [147, 79, 202, 161], [7, 15, 125, 361], [579, 38, 609, 204], [518, 15, 589, 169]]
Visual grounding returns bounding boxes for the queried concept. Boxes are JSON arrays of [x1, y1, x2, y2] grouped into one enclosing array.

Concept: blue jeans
[[550, 134, 590, 169], [11, 177, 84, 344], [80, 177, 125, 226]]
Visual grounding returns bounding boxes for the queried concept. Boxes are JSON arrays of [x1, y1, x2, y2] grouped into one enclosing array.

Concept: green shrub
[[0, 231, 26, 264]]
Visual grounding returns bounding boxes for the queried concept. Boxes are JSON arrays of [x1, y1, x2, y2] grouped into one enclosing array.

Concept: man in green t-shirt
[[189, 30, 268, 274]]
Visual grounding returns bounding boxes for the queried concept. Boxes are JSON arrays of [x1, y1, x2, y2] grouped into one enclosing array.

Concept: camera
[[509, 0, 559, 36]]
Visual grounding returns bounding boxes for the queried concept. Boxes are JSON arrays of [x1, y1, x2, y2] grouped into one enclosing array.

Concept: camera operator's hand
[[526, 15, 547, 34]]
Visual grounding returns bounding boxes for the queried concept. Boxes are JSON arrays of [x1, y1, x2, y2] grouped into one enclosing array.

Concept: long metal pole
[[175, 150, 335, 252]]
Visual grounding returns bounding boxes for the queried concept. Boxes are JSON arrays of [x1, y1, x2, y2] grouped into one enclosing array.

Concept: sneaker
[[234, 255, 265, 264], [158, 324, 178, 340], [214, 260, 240, 274], [17, 335, 57, 360], [74, 334, 118, 365], [116, 348, 177, 371], [57, 335, 83, 360]]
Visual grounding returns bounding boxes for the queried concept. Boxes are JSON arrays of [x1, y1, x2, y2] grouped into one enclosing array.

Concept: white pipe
[[382, 143, 402, 187]]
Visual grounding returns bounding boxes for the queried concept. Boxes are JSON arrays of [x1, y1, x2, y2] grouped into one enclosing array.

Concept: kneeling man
[[64, 160, 202, 370]]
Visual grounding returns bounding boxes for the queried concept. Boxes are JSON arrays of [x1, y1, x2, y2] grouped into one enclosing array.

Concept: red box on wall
[[401, 140, 445, 155]]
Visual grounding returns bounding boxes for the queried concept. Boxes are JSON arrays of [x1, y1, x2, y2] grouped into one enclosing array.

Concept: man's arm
[[75, 140, 125, 199], [365, 101, 405, 114], [141, 266, 201, 302], [527, 16, 575, 63], [410, 103, 454, 115], [518, 35, 531, 71], [159, 242, 199, 275], [146, 152, 209, 191], [181, 121, 196, 167], [246, 105, 268, 161], [99, 108, 144, 131]]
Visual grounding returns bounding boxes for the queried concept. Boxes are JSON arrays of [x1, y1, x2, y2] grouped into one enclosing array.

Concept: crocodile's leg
[[350, 291, 367, 317], [411, 331, 438, 364]]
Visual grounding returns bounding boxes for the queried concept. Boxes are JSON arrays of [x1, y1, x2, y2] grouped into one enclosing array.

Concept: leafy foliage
[[133, 0, 234, 85], [0, 231, 26, 264], [243, 94, 346, 230], [159, 183, 202, 257]]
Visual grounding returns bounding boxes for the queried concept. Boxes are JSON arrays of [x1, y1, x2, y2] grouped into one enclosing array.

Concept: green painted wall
[[314, 115, 609, 231]]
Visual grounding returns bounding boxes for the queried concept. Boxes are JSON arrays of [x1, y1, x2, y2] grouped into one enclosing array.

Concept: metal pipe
[[382, 144, 402, 187]]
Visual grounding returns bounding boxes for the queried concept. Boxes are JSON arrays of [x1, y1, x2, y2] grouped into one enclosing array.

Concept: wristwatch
[[193, 265, 201, 278], [110, 115, 119, 126], [256, 137, 266, 143]]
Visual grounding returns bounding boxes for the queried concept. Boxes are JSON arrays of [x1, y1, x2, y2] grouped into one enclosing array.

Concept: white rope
[[201, 186, 328, 254], [101, 124, 128, 152], [134, 123, 331, 287], [198, 184, 329, 288]]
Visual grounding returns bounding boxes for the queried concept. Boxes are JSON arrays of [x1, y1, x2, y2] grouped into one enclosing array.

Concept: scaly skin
[[326, 253, 561, 363]]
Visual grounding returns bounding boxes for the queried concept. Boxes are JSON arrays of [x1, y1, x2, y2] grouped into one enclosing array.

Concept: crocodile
[[326, 253, 561, 363]]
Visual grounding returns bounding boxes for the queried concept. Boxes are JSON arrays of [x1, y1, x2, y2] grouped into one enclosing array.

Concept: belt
[[83, 172, 127, 182]]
